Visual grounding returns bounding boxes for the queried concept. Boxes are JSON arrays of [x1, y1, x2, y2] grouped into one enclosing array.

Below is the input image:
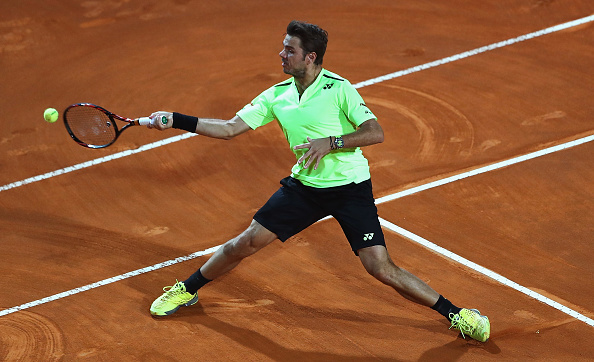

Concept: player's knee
[[224, 224, 272, 259], [224, 234, 258, 259], [369, 265, 393, 284], [362, 257, 397, 284]]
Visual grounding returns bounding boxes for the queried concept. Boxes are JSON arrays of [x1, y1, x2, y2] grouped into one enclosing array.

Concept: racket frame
[[63, 103, 145, 149]]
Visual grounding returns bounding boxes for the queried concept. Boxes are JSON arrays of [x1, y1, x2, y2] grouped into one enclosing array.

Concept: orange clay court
[[1, 1, 593, 360]]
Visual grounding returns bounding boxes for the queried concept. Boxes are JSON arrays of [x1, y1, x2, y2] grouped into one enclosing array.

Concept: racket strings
[[65, 107, 118, 147]]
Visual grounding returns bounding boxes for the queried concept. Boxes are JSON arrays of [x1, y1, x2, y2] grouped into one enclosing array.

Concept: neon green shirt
[[237, 69, 376, 188]]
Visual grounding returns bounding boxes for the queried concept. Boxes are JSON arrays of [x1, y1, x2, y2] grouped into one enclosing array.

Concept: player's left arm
[[293, 118, 383, 169], [294, 80, 383, 169], [340, 118, 384, 148]]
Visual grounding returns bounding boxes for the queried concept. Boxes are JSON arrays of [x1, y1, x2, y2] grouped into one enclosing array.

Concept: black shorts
[[253, 176, 386, 254]]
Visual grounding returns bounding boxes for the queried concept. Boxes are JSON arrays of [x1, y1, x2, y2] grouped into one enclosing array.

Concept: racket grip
[[137, 117, 152, 126]]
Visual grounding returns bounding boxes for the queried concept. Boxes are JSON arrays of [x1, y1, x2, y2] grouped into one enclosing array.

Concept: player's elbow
[[221, 116, 251, 140], [220, 121, 241, 140], [372, 122, 384, 144], [375, 128, 384, 144], [361, 119, 384, 145], [220, 131, 235, 140]]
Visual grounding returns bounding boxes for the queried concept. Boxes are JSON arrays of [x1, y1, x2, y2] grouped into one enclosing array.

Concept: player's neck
[[295, 65, 322, 95]]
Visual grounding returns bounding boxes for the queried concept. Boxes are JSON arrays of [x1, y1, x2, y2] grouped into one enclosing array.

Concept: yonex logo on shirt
[[323, 83, 334, 90], [363, 233, 374, 241]]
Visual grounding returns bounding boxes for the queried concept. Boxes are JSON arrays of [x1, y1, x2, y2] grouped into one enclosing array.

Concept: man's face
[[279, 35, 308, 77]]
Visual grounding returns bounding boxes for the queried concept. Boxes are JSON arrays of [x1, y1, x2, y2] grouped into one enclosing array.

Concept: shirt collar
[[293, 68, 326, 101]]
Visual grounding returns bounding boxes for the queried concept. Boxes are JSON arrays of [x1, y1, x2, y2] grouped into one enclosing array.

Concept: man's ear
[[307, 52, 317, 64]]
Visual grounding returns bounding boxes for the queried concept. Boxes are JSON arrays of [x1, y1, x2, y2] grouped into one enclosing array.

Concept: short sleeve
[[236, 88, 275, 129], [339, 81, 376, 127]]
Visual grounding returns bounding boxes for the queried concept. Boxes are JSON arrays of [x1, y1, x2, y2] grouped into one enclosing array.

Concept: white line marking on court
[[0, 245, 221, 317], [2, 133, 593, 319], [0, 133, 197, 193], [376, 134, 594, 204], [1, 15, 593, 326], [378, 217, 594, 327], [1, 14, 593, 194], [352, 14, 594, 89]]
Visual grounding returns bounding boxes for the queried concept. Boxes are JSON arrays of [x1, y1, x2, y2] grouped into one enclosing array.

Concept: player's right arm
[[147, 112, 252, 140], [146, 86, 275, 139], [193, 115, 252, 140]]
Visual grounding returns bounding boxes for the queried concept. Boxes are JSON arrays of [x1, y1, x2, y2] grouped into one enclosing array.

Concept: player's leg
[[357, 245, 440, 306], [357, 245, 490, 341], [332, 180, 490, 341], [150, 176, 325, 317], [150, 220, 276, 316], [205, 177, 327, 277], [200, 219, 278, 280], [329, 181, 438, 304]]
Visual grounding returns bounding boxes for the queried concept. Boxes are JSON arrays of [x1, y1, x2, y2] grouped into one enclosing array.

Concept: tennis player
[[144, 20, 490, 342]]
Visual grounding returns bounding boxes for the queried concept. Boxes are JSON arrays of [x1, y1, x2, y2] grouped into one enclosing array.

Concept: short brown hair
[[286, 20, 328, 65]]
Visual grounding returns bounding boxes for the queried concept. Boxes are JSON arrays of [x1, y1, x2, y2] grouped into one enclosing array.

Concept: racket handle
[[137, 117, 152, 126]]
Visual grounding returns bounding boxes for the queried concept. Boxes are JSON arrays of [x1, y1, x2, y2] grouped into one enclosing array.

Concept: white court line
[[0, 246, 221, 317], [376, 134, 594, 204], [1, 14, 593, 194], [352, 14, 594, 89], [2, 134, 593, 319], [2, 15, 594, 324], [0, 133, 197, 193], [379, 218, 594, 327]]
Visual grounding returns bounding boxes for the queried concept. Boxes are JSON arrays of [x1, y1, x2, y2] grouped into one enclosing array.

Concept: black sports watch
[[334, 136, 344, 149]]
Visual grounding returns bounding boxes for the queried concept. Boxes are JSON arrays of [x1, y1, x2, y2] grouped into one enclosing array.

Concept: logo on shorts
[[363, 233, 374, 241]]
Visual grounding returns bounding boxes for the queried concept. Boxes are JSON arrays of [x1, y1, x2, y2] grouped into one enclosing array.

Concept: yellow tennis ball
[[44, 108, 59, 123]]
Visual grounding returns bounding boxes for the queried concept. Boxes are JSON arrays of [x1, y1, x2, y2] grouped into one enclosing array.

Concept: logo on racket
[[161, 116, 168, 125]]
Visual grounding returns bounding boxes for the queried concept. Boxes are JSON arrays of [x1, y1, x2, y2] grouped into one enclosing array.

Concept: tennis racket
[[63, 103, 153, 149]]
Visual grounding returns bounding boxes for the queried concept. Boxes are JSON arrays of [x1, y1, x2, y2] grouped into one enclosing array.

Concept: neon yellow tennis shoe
[[150, 280, 198, 316], [449, 308, 491, 342]]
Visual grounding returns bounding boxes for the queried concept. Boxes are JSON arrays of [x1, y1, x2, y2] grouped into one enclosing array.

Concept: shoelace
[[449, 313, 476, 339], [160, 282, 185, 301]]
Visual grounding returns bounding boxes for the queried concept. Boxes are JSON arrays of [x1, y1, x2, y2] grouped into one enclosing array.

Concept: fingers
[[313, 157, 322, 170], [293, 138, 311, 150], [293, 137, 314, 150], [297, 153, 307, 165], [145, 112, 173, 130], [296, 137, 329, 170], [302, 153, 322, 170], [296, 145, 312, 167], [304, 154, 319, 169]]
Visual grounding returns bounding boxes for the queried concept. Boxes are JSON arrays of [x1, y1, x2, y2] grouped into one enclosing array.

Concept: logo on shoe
[[363, 233, 374, 241]]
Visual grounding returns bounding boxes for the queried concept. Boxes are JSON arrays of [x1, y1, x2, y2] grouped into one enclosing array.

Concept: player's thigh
[[331, 180, 386, 254], [254, 177, 327, 242]]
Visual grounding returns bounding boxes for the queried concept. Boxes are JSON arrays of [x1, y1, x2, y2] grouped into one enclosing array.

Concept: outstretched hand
[[293, 136, 332, 170], [139, 112, 173, 130]]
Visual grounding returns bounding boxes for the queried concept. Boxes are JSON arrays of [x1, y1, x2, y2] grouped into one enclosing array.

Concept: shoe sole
[[150, 295, 199, 316]]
